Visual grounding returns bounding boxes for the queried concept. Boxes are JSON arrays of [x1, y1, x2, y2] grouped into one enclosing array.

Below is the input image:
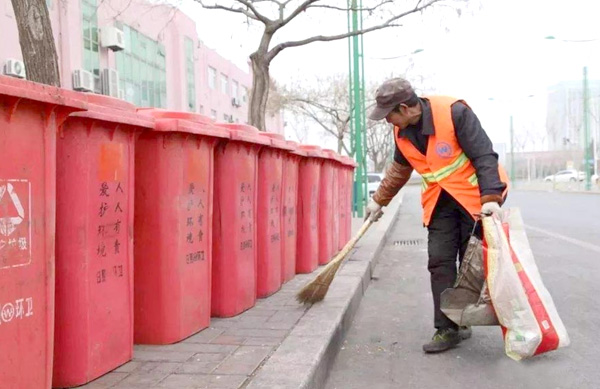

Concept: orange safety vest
[[394, 96, 509, 226]]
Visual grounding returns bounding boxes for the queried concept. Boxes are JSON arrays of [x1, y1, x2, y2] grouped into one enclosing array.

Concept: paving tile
[[213, 346, 274, 376], [80, 372, 129, 388], [209, 335, 247, 345], [223, 328, 288, 338], [242, 336, 284, 346], [114, 361, 143, 373], [176, 361, 220, 375], [157, 373, 209, 389], [184, 328, 226, 344], [187, 352, 230, 363], [114, 371, 170, 387], [205, 374, 248, 389], [133, 349, 196, 362]]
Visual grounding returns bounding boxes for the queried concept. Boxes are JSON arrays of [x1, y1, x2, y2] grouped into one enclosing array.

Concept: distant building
[[546, 80, 600, 174], [1, 0, 283, 133]]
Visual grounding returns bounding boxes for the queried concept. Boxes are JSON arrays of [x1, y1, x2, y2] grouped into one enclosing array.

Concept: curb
[[245, 193, 404, 389]]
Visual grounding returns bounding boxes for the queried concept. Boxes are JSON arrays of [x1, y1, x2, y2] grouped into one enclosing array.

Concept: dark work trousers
[[427, 190, 482, 330]]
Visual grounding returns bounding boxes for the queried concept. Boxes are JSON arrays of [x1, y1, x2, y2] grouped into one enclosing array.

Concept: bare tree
[[11, 0, 60, 86], [196, 0, 450, 130], [366, 119, 394, 172], [281, 75, 351, 154]]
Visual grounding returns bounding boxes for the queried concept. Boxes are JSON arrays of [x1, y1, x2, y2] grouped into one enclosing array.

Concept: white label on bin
[[0, 180, 32, 269], [0, 297, 33, 325]]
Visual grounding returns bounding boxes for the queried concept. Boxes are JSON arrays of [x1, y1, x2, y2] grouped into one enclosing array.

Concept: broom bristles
[[296, 218, 374, 304]]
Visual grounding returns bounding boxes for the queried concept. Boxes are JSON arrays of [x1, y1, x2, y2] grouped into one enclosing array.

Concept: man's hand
[[481, 201, 501, 216], [365, 200, 383, 222]]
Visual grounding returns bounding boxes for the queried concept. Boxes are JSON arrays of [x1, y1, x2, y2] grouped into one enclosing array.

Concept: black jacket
[[394, 98, 506, 196]]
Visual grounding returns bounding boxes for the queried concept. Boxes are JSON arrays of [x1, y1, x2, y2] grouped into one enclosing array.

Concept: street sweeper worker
[[365, 77, 509, 353]]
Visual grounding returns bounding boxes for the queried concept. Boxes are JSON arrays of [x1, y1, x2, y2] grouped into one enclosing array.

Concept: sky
[[178, 0, 600, 150]]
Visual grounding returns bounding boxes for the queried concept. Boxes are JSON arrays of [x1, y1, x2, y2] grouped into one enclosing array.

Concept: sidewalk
[[80, 194, 403, 389]]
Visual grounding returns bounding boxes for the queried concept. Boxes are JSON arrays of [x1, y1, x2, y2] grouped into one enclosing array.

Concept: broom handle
[[325, 218, 374, 270]]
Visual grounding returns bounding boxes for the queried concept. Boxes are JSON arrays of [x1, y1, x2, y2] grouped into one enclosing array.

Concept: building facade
[[546, 80, 599, 174], [1, 0, 283, 133]]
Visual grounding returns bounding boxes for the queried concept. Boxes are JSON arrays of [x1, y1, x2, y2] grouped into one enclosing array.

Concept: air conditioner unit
[[231, 97, 241, 107], [3, 59, 26, 79], [72, 69, 94, 92], [100, 26, 125, 51], [101, 68, 120, 98]]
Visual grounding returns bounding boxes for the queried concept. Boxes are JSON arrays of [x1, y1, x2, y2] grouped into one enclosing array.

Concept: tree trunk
[[249, 55, 270, 131], [11, 0, 60, 86]]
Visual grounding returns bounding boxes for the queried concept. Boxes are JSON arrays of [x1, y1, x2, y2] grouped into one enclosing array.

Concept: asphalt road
[[325, 187, 600, 389]]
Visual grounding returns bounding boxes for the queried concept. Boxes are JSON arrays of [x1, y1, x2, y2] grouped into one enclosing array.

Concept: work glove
[[365, 200, 383, 222], [481, 201, 501, 216]]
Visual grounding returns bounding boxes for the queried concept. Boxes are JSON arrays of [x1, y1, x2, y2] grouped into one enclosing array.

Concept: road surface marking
[[526, 225, 600, 254]]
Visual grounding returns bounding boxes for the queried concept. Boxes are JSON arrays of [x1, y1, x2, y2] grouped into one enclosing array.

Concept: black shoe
[[459, 326, 472, 340], [422, 328, 461, 353]]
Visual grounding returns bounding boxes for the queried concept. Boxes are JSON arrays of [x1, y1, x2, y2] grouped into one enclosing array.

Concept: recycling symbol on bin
[[0, 183, 25, 237]]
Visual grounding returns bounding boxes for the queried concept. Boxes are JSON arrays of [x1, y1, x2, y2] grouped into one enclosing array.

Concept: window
[[232, 80, 239, 99], [223, 114, 229, 121], [184, 37, 195, 111], [221, 73, 228, 95], [81, 0, 100, 92], [242, 86, 248, 103], [199, 105, 204, 114], [210, 109, 217, 120], [208, 67, 216, 89], [115, 25, 167, 108]]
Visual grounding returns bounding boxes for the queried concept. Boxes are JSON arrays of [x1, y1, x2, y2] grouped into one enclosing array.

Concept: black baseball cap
[[368, 78, 415, 120]]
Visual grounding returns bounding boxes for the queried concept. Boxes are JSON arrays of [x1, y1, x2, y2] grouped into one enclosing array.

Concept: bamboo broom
[[296, 218, 375, 304]]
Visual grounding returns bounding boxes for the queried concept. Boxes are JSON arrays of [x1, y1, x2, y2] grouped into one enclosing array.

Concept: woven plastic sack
[[440, 233, 499, 326], [483, 208, 569, 360]]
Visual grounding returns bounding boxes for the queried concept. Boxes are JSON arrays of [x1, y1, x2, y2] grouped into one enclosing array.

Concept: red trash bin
[[53, 95, 153, 387], [281, 141, 303, 284], [296, 145, 325, 274], [318, 150, 338, 265], [256, 133, 293, 298], [339, 156, 357, 249], [0, 76, 86, 389], [212, 124, 269, 317], [323, 150, 342, 257], [133, 110, 229, 344]]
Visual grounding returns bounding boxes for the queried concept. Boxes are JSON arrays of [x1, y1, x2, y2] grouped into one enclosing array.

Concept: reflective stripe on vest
[[420, 152, 469, 191]]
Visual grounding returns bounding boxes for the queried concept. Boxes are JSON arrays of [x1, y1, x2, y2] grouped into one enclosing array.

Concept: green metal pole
[[348, 0, 365, 217], [510, 114, 515, 185], [583, 66, 592, 191]]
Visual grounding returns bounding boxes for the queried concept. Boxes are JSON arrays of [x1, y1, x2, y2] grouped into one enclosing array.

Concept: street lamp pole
[[348, 0, 367, 217], [583, 66, 592, 190]]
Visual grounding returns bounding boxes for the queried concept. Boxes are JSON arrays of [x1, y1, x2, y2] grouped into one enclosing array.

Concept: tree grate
[[393, 239, 424, 246]]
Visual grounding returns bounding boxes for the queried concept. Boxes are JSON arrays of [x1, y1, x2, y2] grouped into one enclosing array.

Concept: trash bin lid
[[298, 144, 326, 158], [69, 94, 154, 129], [258, 133, 295, 150], [0, 75, 88, 112], [217, 123, 270, 145], [137, 109, 229, 138]]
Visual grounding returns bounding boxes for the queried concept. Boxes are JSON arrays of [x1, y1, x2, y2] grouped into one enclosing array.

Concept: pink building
[[0, 0, 282, 132]]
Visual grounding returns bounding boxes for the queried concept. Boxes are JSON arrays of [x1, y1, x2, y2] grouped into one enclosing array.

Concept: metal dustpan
[[440, 233, 499, 326]]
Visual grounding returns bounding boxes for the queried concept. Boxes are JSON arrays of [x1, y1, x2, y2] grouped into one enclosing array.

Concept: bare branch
[[233, 0, 274, 23], [278, 0, 319, 29], [268, 0, 444, 59], [198, 2, 259, 20], [196, 0, 271, 24], [306, 0, 394, 13]]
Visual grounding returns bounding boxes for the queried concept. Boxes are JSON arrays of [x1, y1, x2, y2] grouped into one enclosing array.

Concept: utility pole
[[583, 66, 592, 190], [348, 0, 367, 217]]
